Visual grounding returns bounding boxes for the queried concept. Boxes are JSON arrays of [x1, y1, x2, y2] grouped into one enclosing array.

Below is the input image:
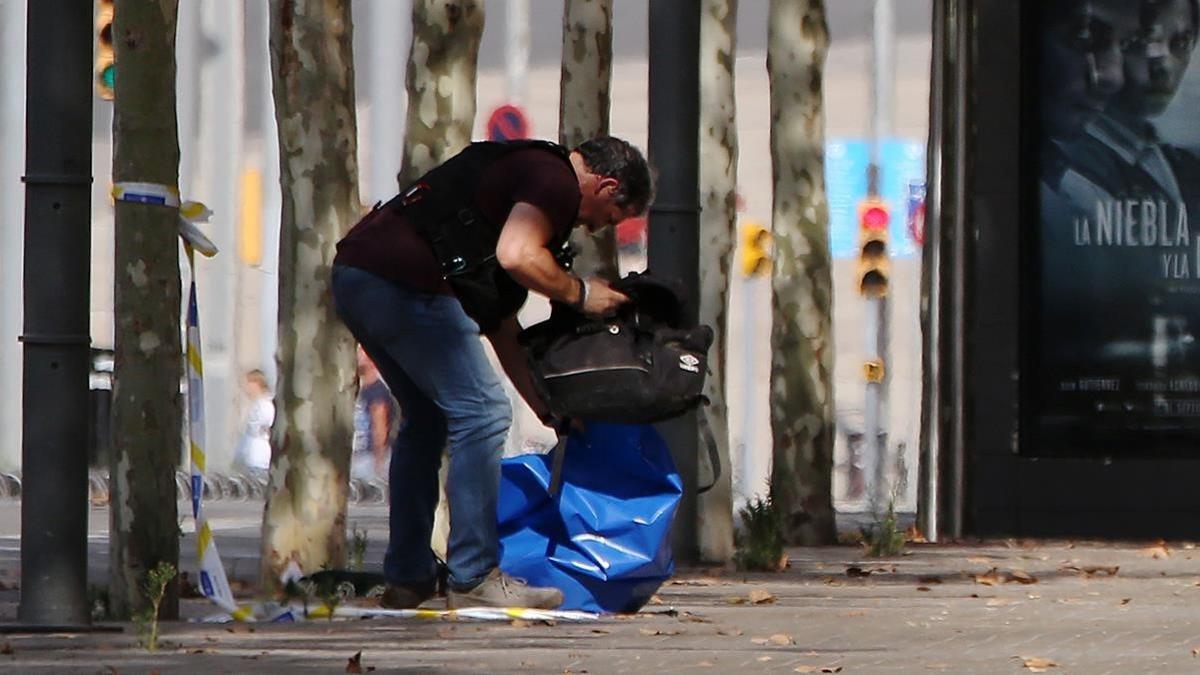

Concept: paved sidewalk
[[0, 504, 1197, 674]]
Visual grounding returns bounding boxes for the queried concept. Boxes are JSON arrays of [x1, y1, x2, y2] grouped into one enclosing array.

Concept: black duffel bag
[[520, 272, 713, 425]]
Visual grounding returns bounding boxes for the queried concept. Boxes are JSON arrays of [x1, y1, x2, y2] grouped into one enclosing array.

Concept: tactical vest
[[384, 140, 576, 332]]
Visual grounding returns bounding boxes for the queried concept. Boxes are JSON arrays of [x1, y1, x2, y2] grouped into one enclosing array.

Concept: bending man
[[331, 137, 652, 609]]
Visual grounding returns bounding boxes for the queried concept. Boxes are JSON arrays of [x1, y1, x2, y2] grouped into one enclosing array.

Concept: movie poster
[[1034, 0, 1200, 454]]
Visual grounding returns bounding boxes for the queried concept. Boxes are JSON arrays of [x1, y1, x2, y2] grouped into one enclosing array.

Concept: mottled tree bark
[[696, 0, 738, 562], [401, 0, 485, 563], [766, 0, 836, 545], [398, 0, 485, 186], [559, 0, 617, 281], [261, 0, 360, 593], [109, 0, 182, 620]]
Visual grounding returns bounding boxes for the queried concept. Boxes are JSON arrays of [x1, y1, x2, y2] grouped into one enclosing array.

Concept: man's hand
[[580, 277, 629, 317]]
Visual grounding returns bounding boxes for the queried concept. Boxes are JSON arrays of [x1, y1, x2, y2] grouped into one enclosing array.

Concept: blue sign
[[824, 139, 926, 258], [825, 140, 870, 258]]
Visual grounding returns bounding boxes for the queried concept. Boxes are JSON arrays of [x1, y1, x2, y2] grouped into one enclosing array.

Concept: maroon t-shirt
[[334, 147, 581, 294]]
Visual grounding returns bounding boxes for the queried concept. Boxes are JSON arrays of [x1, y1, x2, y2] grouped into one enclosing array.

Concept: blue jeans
[[331, 265, 511, 590]]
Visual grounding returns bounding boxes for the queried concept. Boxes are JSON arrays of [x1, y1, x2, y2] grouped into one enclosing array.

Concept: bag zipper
[[543, 364, 650, 379]]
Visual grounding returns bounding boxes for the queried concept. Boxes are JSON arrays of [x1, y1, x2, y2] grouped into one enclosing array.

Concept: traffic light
[[95, 0, 115, 100], [740, 221, 772, 276], [857, 199, 890, 297]]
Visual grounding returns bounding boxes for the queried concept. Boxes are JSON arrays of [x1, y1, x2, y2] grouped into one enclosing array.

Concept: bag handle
[[697, 412, 722, 494]]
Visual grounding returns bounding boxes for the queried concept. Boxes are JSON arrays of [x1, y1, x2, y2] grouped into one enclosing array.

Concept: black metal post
[[647, 0, 701, 563], [17, 0, 94, 627], [917, 0, 947, 541]]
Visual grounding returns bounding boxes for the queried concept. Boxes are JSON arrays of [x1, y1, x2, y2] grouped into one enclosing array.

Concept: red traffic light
[[861, 204, 889, 230]]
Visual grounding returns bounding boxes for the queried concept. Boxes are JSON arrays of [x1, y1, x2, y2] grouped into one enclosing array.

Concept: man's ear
[[596, 176, 620, 195]]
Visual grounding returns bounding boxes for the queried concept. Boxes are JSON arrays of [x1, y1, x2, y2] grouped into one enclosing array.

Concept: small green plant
[[311, 564, 342, 621], [733, 495, 786, 572], [134, 561, 176, 651], [349, 523, 369, 572], [861, 501, 906, 558]]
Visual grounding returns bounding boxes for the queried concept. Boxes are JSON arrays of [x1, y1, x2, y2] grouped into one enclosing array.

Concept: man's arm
[[485, 315, 552, 424], [495, 202, 627, 316]]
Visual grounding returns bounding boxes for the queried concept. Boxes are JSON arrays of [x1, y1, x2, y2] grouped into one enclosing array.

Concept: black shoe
[[380, 580, 437, 609]]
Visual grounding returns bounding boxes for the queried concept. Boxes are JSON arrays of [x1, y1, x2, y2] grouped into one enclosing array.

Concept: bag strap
[[547, 417, 572, 497], [697, 412, 723, 494]]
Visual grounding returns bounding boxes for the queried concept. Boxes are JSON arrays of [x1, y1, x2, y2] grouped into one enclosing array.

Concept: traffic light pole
[[866, 0, 895, 512], [863, 294, 890, 512]]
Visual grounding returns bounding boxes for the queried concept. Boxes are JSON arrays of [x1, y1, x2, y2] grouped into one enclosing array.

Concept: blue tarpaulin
[[498, 423, 682, 614]]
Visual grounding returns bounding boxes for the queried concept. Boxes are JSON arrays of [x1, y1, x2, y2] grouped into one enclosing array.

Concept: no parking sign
[[487, 104, 530, 141]]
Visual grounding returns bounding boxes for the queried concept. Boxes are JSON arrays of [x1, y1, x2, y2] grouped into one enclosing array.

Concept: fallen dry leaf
[[1018, 655, 1059, 672], [795, 668, 843, 674], [1191, 647, 1199, 657], [757, 656, 773, 662], [590, 628, 611, 634], [717, 628, 743, 637], [749, 589, 776, 605], [846, 566, 871, 578], [905, 523, 927, 543], [917, 576, 943, 585], [1061, 565, 1119, 577], [1119, 598, 1131, 605], [916, 586, 932, 592], [511, 619, 532, 628], [680, 612, 713, 623], [724, 596, 747, 605], [649, 595, 664, 605], [751, 637, 770, 646], [1009, 570, 1038, 585], [974, 567, 1037, 585], [638, 628, 681, 637], [973, 568, 1003, 586], [346, 651, 364, 674], [775, 554, 790, 571], [769, 633, 794, 646], [1142, 540, 1172, 559]]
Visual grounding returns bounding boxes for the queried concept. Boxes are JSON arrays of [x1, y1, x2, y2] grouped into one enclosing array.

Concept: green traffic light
[[101, 64, 115, 90]]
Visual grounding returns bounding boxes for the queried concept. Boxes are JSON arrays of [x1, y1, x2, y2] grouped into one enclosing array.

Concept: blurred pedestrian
[[352, 346, 397, 481], [233, 369, 274, 473]]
